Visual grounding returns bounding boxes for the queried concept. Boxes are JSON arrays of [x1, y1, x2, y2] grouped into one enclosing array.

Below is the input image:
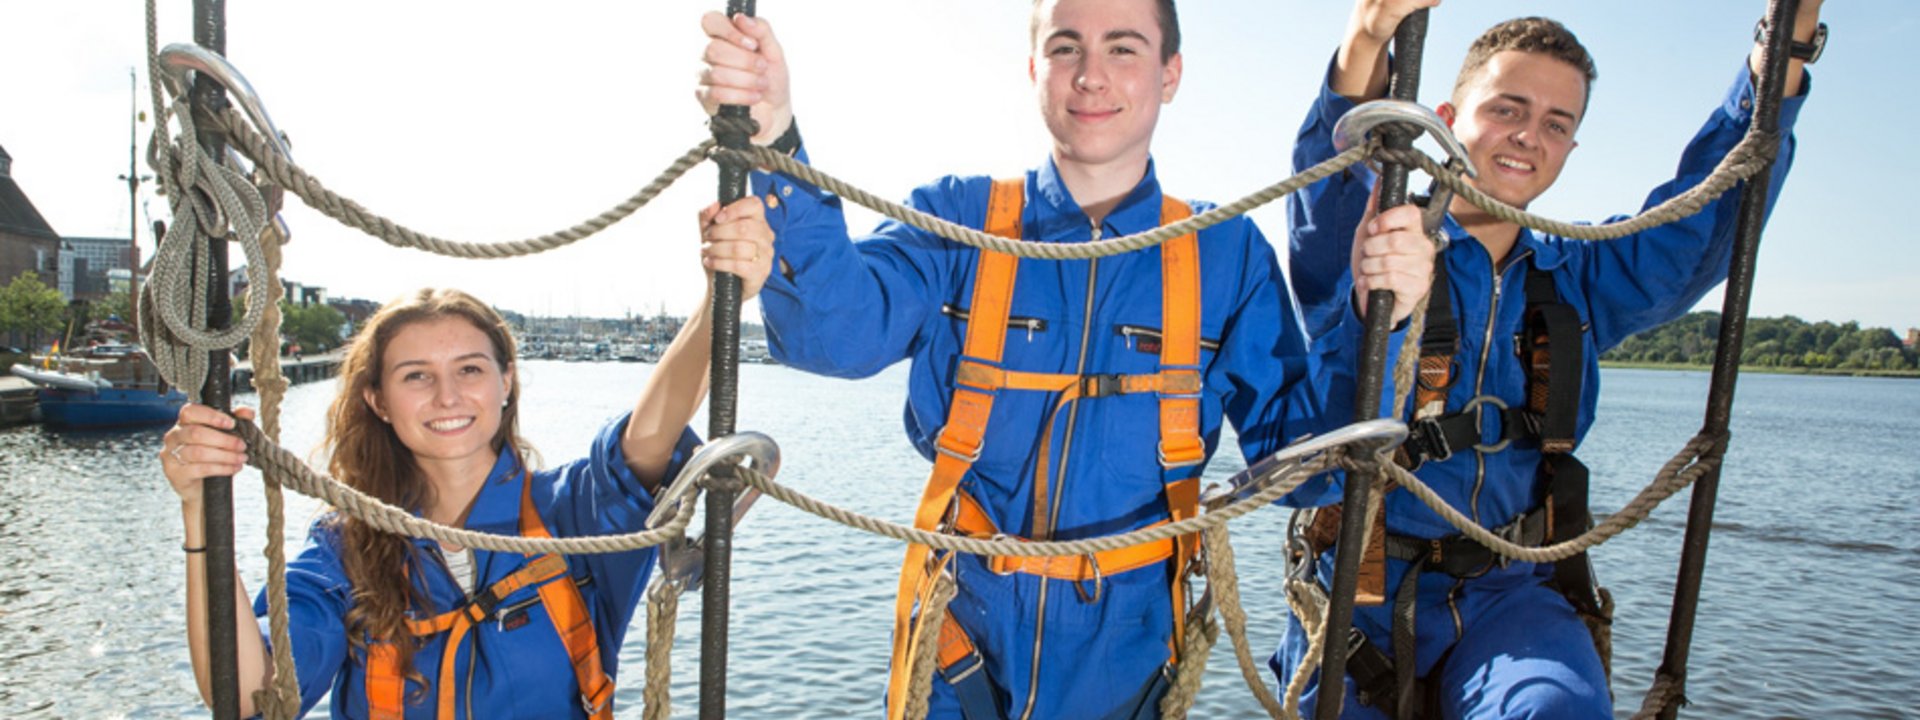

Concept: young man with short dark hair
[[1280, 1, 1823, 717], [696, 1, 1435, 717]]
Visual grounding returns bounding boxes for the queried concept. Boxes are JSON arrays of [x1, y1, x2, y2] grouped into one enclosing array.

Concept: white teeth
[[428, 417, 473, 431], [1495, 156, 1534, 171]]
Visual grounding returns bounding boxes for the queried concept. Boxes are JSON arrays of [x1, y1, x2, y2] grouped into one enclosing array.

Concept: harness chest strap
[[367, 476, 613, 720], [885, 178, 1205, 720]]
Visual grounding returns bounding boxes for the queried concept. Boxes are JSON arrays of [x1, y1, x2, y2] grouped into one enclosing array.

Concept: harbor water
[[1, 364, 1915, 718]]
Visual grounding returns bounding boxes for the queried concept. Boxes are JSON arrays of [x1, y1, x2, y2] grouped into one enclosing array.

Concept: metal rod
[[1654, 1, 1797, 717], [699, 2, 756, 717], [189, 2, 239, 717], [1315, 10, 1428, 720]]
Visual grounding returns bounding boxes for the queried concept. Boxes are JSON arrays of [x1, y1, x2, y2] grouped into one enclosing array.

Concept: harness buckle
[[935, 432, 983, 464], [1462, 395, 1513, 455], [1405, 417, 1452, 467], [1081, 373, 1123, 398]]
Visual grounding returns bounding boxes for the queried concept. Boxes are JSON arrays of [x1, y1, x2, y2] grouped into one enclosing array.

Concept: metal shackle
[[1201, 418, 1409, 511], [1332, 99, 1478, 179]]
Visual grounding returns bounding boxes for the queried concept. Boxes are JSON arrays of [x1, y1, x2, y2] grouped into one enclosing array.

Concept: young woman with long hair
[[160, 197, 773, 718]]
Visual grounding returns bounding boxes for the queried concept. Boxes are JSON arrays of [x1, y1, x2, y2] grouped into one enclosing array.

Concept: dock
[[0, 376, 38, 427], [232, 349, 344, 393]]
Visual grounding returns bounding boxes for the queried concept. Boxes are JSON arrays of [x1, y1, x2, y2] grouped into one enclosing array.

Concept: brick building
[[0, 145, 63, 295]]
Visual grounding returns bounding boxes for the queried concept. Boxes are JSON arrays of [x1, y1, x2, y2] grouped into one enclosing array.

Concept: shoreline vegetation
[[1599, 360, 1920, 379], [1601, 312, 1918, 377]]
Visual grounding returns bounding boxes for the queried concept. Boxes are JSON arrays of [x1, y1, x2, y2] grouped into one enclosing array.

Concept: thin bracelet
[[183, 544, 207, 554]]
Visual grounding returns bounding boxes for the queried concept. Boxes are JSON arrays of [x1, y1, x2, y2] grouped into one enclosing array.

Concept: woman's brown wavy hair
[[325, 288, 528, 682]]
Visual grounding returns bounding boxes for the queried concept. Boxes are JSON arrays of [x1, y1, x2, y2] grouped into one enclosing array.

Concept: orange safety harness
[[366, 475, 614, 720], [885, 178, 1207, 719]]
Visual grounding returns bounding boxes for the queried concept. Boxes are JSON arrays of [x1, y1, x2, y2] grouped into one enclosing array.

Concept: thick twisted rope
[[1381, 432, 1725, 563], [726, 143, 1373, 260], [1384, 130, 1779, 242], [731, 450, 1339, 558], [642, 580, 681, 720], [1159, 589, 1220, 720], [234, 420, 696, 553], [1207, 524, 1290, 718], [1633, 672, 1684, 720], [217, 110, 714, 259], [902, 571, 959, 720]]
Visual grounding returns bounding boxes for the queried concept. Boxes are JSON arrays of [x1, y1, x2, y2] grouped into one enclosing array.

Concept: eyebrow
[[1494, 93, 1580, 124], [1044, 28, 1153, 47], [391, 352, 493, 371]]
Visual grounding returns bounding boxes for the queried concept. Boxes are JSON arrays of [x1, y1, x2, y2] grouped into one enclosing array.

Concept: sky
[[2, 1, 1914, 331]]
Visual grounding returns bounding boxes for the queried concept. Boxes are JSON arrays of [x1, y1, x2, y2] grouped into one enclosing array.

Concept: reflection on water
[[0, 364, 1914, 718]]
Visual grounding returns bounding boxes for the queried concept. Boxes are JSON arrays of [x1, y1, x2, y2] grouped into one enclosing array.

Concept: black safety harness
[[1299, 250, 1611, 719]]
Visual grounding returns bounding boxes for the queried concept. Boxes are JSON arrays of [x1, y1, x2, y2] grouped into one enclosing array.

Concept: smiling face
[[1440, 50, 1587, 209], [1030, 0, 1182, 176], [363, 316, 514, 475]]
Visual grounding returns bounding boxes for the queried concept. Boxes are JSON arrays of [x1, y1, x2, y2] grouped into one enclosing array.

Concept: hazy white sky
[[2, 1, 1912, 329]]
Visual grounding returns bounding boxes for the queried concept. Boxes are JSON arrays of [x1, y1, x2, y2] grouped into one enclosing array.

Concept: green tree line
[[1603, 312, 1918, 371]]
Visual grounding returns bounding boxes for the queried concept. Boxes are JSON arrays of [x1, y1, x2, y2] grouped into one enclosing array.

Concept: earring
[[502, 398, 510, 408]]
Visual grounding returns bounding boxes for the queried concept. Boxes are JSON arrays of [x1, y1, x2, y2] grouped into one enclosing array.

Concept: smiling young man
[[1280, 1, 1823, 717], [695, 1, 1433, 718]]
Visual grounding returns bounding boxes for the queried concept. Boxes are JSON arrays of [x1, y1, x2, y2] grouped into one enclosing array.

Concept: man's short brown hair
[[1452, 17, 1597, 109], [1030, 0, 1181, 64]]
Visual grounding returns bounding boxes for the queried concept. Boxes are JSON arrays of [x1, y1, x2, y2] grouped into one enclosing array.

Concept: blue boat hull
[[37, 387, 187, 429]]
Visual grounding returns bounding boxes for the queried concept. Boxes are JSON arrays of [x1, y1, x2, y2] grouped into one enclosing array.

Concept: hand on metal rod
[[1351, 184, 1437, 325], [697, 11, 793, 146]]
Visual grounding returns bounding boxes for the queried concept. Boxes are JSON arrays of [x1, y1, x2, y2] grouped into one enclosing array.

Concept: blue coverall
[[259, 415, 699, 719], [753, 154, 1354, 719], [1274, 63, 1806, 718]]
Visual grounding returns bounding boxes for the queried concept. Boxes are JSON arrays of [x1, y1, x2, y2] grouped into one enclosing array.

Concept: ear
[[1029, 55, 1037, 85], [1161, 52, 1183, 104], [363, 386, 386, 421], [501, 362, 515, 402], [1436, 102, 1456, 127]]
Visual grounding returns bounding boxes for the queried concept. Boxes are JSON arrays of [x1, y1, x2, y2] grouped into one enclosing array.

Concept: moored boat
[[9, 347, 186, 429]]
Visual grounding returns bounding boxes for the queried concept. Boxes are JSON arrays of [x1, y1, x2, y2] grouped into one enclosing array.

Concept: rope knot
[[707, 115, 761, 143]]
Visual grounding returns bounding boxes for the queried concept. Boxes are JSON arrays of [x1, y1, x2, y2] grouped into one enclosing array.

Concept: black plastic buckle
[[1406, 417, 1452, 468], [1081, 373, 1123, 398], [465, 588, 505, 623]]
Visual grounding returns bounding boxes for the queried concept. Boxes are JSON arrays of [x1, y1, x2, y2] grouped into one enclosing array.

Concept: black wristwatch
[[1755, 19, 1827, 64], [769, 118, 802, 156]]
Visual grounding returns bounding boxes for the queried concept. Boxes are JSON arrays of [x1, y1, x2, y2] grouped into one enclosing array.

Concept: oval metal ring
[[158, 44, 294, 161], [1201, 418, 1409, 510], [1460, 394, 1513, 455], [1332, 99, 1479, 179], [645, 431, 781, 530]]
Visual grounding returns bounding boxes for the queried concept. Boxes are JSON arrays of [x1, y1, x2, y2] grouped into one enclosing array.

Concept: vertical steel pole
[[700, 2, 755, 717], [1315, 11, 1428, 720], [1653, 1, 1797, 717], [189, 1, 239, 717]]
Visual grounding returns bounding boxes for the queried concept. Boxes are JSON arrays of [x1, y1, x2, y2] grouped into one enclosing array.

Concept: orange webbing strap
[[367, 644, 406, 720], [515, 482, 615, 719], [1155, 196, 1204, 471], [1155, 195, 1204, 662], [950, 491, 1177, 580], [364, 476, 612, 720], [936, 607, 979, 671], [885, 177, 1025, 720]]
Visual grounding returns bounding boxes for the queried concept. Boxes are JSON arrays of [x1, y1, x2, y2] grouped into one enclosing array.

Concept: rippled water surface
[[2, 364, 1915, 718]]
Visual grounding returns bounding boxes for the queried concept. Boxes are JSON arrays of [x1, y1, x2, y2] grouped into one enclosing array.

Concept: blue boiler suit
[[752, 154, 1354, 719], [1274, 63, 1806, 718], [257, 414, 699, 719]]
